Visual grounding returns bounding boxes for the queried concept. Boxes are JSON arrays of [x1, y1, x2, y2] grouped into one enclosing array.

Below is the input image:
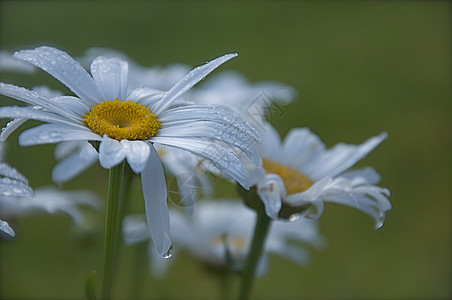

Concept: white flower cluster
[[0, 46, 390, 278]]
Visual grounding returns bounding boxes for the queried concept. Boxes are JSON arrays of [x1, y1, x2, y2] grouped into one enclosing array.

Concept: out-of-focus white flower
[[0, 46, 260, 256], [248, 123, 391, 229], [184, 70, 296, 131], [0, 143, 99, 236], [0, 50, 35, 74], [122, 200, 323, 277], [0, 186, 100, 226]]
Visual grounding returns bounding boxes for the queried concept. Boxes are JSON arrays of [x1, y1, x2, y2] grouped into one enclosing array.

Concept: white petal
[[304, 132, 388, 180], [120, 140, 150, 173], [52, 143, 98, 183], [0, 83, 86, 121], [0, 162, 29, 184], [159, 104, 261, 142], [141, 145, 172, 256], [0, 219, 15, 237], [18, 124, 100, 146], [151, 136, 249, 189], [98, 136, 125, 169], [258, 123, 283, 160], [341, 167, 382, 185], [0, 106, 84, 128], [51, 96, 90, 119], [1, 118, 27, 142], [153, 53, 238, 114], [284, 177, 334, 207], [281, 127, 325, 170], [90, 57, 128, 101], [0, 177, 34, 198], [13, 46, 101, 105], [127, 86, 165, 107], [256, 174, 286, 219], [157, 120, 260, 164]]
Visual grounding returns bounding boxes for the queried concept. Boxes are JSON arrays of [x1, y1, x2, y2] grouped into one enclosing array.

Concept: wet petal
[[13, 46, 101, 105], [90, 57, 128, 101], [19, 124, 100, 146], [141, 145, 172, 256], [98, 136, 125, 169], [153, 53, 238, 114], [120, 140, 150, 173]]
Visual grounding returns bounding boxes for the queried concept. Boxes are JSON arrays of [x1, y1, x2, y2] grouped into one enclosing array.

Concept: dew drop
[[289, 213, 300, 222], [162, 245, 173, 259], [375, 219, 384, 230]]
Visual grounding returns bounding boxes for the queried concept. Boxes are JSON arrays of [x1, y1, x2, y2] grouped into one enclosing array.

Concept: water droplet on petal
[[375, 219, 384, 230], [162, 245, 173, 259], [289, 213, 300, 222]]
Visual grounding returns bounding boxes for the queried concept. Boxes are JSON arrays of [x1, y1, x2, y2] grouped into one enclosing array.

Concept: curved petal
[[0, 83, 86, 122], [90, 57, 128, 101], [1, 118, 27, 142], [120, 140, 150, 173], [18, 124, 101, 146], [0, 106, 84, 128], [159, 104, 261, 142], [157, 120, 259, 164], [98, 136, 125, 169], [0, 162, 28, 184], [13, 46, 102, 105], [141, 145, 172, 256], [0, 219, 15, 237], [151, 136, 249, 189], [256, 174, 286, 219], [153, 53, 238, 114]]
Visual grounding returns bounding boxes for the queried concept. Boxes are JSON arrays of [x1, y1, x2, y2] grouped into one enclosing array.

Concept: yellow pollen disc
[[83, 99, 161, 141], [262, 159, 313, 195]]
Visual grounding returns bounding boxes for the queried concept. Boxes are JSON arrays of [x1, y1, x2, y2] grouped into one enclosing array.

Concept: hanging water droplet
[[375, 219, 384, 230], [289, 213, 300, 222], [162, 245, 173, 259]]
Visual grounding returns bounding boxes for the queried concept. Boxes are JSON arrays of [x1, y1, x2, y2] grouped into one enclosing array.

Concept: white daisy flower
[[0, 46, 261, 255], [122, 200, 323, 277], [248, 123, 391, 228]]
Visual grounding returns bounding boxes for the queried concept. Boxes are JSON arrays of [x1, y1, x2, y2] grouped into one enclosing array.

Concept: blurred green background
[[0, 1, 450, 299]]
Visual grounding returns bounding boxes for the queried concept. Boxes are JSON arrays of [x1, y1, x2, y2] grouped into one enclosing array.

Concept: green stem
[[238, 210, 272, 300], [219, 271, 233, 300], [101, 161, 125, 300], [128, 242, 148, 299]]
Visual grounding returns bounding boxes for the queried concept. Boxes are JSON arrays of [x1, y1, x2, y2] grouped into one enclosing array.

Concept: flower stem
[[238, 209, 272, 300], [101, 161, 125, 300]]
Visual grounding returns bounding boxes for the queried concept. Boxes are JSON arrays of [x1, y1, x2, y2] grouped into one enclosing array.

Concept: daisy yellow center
[[262, 159, 312, 195], [83, 99, 161, 141]]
